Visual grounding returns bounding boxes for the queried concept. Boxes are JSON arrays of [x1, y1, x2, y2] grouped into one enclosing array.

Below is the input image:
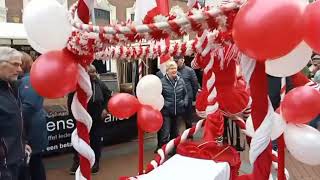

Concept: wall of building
[[0, 0, 6, 22]]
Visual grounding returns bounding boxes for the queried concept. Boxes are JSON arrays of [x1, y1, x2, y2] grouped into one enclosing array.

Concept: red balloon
[[137, 105, 163, 133], [108, 93, 140, 119], [303, 1, 320, 53], [232, 0, 305, 60], [30, 50, 78, 98], [281, 86, 320, 124]]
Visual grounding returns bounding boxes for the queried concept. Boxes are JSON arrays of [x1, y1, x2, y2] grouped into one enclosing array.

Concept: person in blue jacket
[[19, 52, 47, 180], [156, 61, 188, 151]]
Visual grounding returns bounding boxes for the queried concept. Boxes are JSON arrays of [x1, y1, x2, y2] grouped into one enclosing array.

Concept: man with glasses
[[0, 47, 26, 180]]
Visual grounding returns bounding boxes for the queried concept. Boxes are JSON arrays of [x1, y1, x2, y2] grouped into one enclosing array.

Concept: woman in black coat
[[157, 61, 188, 150]]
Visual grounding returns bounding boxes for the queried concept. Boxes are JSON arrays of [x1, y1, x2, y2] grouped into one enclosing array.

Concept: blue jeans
[[157, 114, 181, 149]]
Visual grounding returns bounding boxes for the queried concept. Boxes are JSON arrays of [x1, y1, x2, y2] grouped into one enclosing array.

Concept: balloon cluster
[[108, 75, 164, 133], [246, 86, 320, 166], [233, 0, 320, 77], [23, 0, 79, 98], [281, 86, 320, 166]]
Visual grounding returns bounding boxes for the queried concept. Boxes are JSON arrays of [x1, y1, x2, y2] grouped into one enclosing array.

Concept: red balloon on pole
[[108, 93, 140, 119], [281, 86, 320, 124], [303, 1, 320, 53], [137, 105, 163, 133], [232, 0, 305, 60], [30, 50, 78, 98]]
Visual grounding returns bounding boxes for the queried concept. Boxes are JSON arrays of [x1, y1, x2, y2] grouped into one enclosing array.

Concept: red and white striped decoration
[[138, 59, 143, 80], [71, 0, 94, 180], [145, 119, 206, 173], [94, 40, 197, 60], [280, 77, 286, 102], [67, 1, 242, 37]]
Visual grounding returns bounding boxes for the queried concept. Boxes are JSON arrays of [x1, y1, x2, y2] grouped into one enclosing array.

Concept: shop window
[[94, 8, 110, 26]]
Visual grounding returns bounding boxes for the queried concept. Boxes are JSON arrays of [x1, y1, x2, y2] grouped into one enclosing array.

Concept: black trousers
[[4, 163, 23, 180], [10, 154, 46, 180], [29, 153, 46, 180], [73, 131, 102, 165], [157, 114, 180, 149], [183, 99, 193, 129]]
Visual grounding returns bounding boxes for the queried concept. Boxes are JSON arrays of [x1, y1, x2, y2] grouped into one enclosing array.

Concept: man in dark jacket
[[174, 56, 199, 129], [0, 47, 25, 180], [19, 52, 47, 180], [69, 65, 112, 174], [157, 61, 188, 150]]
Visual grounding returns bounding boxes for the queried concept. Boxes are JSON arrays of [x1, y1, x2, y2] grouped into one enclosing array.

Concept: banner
[[44, 108, 137, 155]]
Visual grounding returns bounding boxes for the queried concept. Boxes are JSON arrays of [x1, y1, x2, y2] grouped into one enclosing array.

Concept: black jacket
[[178, 65, 199, 100], [161, 75, 188, 116], [68, 79, 111, 135], [267, 75, 294, 110], [0, 80, 25, 165]]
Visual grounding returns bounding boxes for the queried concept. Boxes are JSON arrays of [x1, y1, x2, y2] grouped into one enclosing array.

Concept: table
[[136, 154, 230, 180]]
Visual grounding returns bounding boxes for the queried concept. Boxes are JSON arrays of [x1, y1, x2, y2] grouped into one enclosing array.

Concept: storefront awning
[[0, 22, 29, 45]]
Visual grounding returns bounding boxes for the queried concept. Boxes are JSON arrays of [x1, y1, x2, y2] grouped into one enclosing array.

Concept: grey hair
[[165, 60, 177, 72], [0, 47, 22, 62]]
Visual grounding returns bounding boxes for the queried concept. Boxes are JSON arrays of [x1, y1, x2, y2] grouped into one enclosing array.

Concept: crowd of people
[[0, 45, 319, 179]]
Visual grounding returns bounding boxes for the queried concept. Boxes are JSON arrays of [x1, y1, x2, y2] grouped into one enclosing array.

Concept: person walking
[[19, 52, 47, 180], [0, 47, 26, 180]]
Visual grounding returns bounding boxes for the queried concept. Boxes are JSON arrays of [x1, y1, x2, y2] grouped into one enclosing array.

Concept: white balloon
[[136, 75, 162, 103], [271, 113, 287, 140], [153, 95, 164, 110], [27, 37, 47, 54], [140, 95, 164, 111], [284, 123, 320, 166], [23, 0, 72, 52], [266, 42, 313, 77]]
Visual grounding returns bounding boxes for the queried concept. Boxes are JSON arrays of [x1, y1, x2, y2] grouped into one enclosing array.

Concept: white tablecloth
[[136, 154, 230, 180]]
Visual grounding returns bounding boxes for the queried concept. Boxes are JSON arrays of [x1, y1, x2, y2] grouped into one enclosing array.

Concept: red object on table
[[177, 141, 241, 180]]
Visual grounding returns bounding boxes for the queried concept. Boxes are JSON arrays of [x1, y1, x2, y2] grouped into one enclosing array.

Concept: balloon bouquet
[[23, 0, 320, 180]]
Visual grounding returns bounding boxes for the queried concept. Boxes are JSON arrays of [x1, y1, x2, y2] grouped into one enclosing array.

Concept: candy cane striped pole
[[71, 1, 95, 180], [145, 119, 206, 173], [138, 60, 143, 80], [278, 77, 286, 180], [280, 77, 286, 102], [245, 62, 272, 180], [138, 59, 144, 175]]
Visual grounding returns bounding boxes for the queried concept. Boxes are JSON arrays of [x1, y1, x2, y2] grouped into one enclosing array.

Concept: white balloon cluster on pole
[[284, 123, 320, 166], [266, 42, 313, 77], [23, 0, 72, 53], [246, 113, 287, 140], [136, 75, 164, 110]]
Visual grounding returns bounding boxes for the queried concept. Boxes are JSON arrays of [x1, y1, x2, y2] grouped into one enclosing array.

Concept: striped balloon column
[[71, 0, 95, 180]]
